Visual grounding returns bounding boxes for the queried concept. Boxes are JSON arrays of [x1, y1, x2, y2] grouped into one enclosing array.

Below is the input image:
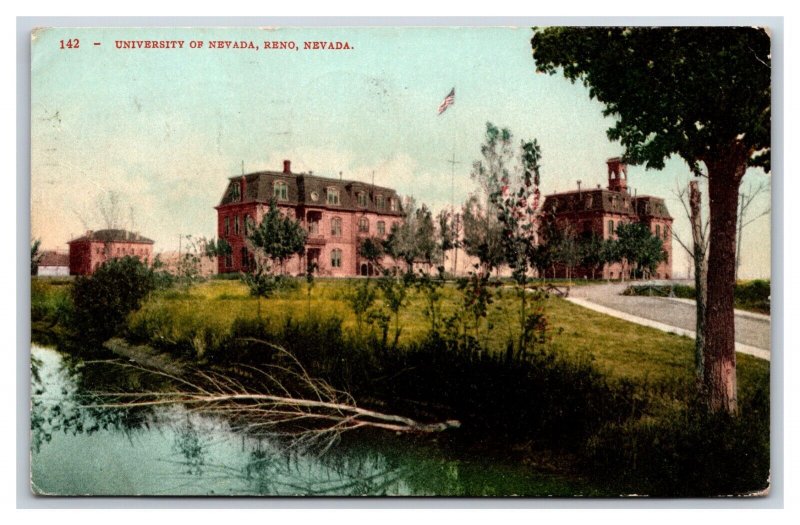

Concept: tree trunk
[[689, 180, 707, 384], [703, 148, 747, 414]]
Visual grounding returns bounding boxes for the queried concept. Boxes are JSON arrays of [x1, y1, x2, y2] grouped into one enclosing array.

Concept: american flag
[[437, 88, 455, 115]]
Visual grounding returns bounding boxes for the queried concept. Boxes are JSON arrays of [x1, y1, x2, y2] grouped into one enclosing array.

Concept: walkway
[[565, 282, 771, 361]]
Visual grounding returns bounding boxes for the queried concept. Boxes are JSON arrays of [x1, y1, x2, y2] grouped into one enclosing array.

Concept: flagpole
[[438, 87, 458, 276]]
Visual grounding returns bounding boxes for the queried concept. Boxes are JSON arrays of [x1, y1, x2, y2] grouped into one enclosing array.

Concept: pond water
[[30, 344, 602, 496]]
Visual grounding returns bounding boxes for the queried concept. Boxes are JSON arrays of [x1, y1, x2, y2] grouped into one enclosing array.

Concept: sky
[[30, 26, 772, 279]]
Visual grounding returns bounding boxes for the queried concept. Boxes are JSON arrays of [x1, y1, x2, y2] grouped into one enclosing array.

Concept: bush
[[625, 281, 770, 314], [368, 338, 639, 448], [31, 278, 73, 325], [584, 385, 770, 496], [735, 279, 770, 314], [71, 256, 156, 342]]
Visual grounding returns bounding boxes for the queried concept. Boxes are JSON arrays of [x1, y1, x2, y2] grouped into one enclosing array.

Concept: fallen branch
[[85, 340, 459, 452]]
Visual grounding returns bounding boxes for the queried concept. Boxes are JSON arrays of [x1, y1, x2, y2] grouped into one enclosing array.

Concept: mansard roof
[[542, 188, 671, 220], [217, 170, 404, 216]]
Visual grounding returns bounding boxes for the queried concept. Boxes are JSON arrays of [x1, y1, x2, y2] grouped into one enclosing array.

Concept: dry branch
[[85, 340, 459, 452]]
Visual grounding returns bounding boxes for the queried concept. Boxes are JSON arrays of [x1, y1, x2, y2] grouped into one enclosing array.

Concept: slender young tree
[[461, 195, 505, 274], [482, 123, 543, 348], [31, 238, 44, 276], [436, 209, 458, 273], [579, 234, 606, 280], [414, 204, 439, 271], [532, 27, 770, 413], [244, 200, 307, 316]]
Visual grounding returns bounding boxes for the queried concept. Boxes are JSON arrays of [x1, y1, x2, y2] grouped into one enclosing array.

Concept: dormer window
[[376, 194, 385, 210], [327, 187, 340, 206], [229, 182, 241, 201], [273, 180, 288, 201], [357, 192, 367, 207], [389, 198, 398, 212]]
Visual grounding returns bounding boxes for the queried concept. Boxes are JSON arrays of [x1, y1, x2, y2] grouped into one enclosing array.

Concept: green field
[[119, 278, 767, 390]]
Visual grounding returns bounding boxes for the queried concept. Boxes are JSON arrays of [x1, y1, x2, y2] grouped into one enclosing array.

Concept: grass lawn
[[124, 278, 769, 396]]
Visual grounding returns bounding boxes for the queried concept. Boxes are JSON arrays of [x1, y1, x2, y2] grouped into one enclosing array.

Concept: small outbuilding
[[37, 251, 70, 276]]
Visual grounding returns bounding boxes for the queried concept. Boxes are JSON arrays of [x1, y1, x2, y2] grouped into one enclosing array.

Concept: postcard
[[30, 25, 772, 497]]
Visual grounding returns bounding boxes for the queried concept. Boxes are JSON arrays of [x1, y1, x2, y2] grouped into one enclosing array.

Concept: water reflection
[[30, 345, 596, 496]]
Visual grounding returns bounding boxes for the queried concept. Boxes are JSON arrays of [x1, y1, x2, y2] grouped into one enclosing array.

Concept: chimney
[[283, 160, 291, 174]]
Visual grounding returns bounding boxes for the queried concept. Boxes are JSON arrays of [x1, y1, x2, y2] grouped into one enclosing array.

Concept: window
[[357, 192, 367, 207], [655, 225, 661, 238], [358, 217, 369, 233], [229, 182, 241, 201], [327, 187, 340, 205], [224, 216, 230, 236], [273, 181, 288, 201], [664, 226, 670, 240], [234, 215, 240, 235], [331, 217, 342, 237], [376, 194, 385, 210], [389, 198, 397, 212], [244, 215, 253, 235], [241, 247, 249, 268], [308, 219, 319, 235], [331, 248, 342, 268], [607, 220, 614, 236], [377, 221, 385, 236], [225, 254, 232, 268]]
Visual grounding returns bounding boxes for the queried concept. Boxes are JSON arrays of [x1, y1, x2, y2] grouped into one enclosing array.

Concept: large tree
[[532, 27, 770, 413]]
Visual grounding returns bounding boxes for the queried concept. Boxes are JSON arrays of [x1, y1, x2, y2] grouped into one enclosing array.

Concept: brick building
[[541, 158, 673, 280], [215, 160, 405, 277], [67, 229, 154, 275]]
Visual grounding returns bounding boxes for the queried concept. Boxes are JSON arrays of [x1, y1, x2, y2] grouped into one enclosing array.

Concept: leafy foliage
[[579, 234, 609, 280], [71, 256, 156, 342], [31, 238, 44, 276], [247, 200, 307, 272], [436, 209, 459, 267], [343, 278, 378, 341], [382, 198, 439, 271], [244, 200, 307, 312], [376, 268, 415, 347], [531, 27, 770, 174], [357, 236, 386, 271], [613, 222, 667, 279], [461, 195, 505, 273]]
